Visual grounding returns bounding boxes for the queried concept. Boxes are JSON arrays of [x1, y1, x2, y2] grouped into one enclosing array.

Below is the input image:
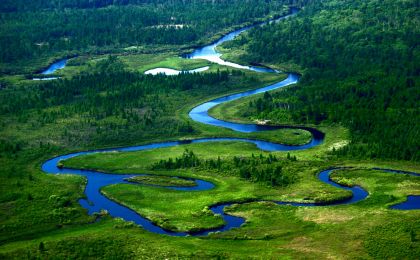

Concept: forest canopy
[[222, 0, 420, 161], [0, 0, 292, 73]]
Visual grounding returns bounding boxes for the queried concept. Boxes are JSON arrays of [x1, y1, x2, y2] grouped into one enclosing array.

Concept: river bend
[[41, 8, 419, 236]]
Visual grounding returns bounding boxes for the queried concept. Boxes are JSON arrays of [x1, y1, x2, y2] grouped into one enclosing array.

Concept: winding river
[[41, 8, 419, 236]]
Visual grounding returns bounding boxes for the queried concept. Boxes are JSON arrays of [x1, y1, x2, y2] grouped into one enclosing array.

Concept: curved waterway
[[42, 8, 419, 236]]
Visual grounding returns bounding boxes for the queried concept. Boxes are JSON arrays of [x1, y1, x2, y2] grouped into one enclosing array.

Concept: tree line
[[0, 0, 289, 73], [152, 149, 298, 186], [224, 0, 419, 161], [0, 56, 250, 151]]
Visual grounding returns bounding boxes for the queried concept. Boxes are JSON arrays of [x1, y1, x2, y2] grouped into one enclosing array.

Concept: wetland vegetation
[[0, 0, 419, 259]]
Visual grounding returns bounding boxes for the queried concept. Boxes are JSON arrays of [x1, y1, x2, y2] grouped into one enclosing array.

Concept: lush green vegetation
[[62, 141, 420, 207], [127, 175, 197, 187], [0, 52, 317, 255], [0, 0, 292, 75], [1, 0, 419, 258], [1, 56, 296, 151], [151, 149, 297, 186], [219, 0, 420, 161], [57, 145, 420, 256]]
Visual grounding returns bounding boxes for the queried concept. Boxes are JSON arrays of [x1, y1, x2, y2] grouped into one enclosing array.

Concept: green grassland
[[58, 53, 211, 76], [208, 80, 308, 126], [61, 139, 420, 232], [208, 86, 286, 124], [127, 175, 197, 187], [5, 145, 417, 258], [121, 54, 211, 73], [0, 152, 94, 245], [216, 41, 304, 74]]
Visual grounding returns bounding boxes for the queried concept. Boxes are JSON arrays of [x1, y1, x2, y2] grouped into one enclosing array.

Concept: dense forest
[[0, 0, 292, 73], [0, 56, 250, 152], [0, 0, 311, 12], [151, 149, 297, 186], [222, 0, 420, 161]]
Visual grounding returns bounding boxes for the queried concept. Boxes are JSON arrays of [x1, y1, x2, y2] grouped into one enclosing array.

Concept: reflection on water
[[41, 59, 68, 74], [144, 66, 209, 75]]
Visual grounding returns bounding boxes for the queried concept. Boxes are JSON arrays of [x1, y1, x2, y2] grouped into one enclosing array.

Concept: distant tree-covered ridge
[[0, 0, 312, 12], [222, 0, 419, 161]]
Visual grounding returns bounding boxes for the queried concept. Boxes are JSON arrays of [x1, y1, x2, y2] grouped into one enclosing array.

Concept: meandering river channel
[[41, 8, 419, 236]]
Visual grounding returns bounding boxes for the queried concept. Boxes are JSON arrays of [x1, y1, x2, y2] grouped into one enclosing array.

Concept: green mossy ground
[[126, 175, 197, 187], [1, 162, 419, 258]]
